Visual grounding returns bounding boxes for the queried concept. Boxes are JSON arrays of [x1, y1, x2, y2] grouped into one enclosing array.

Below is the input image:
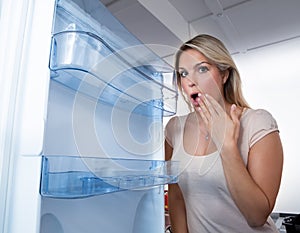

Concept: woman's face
[[178, 49, 227, 108]]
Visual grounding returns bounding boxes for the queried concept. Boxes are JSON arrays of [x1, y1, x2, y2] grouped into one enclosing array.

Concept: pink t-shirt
[[165, 108, 279, 233]]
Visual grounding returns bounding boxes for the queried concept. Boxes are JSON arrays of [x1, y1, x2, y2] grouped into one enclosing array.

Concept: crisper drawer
[[40, 155, 179, 198]]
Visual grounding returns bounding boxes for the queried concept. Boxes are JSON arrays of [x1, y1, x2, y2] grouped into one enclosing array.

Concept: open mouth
[[191, 93, 199, 101]]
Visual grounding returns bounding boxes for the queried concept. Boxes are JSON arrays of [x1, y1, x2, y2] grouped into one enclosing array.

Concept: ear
[[222, 69, 230, 84]]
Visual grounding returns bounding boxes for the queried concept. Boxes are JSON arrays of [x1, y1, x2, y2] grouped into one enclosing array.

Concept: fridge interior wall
[[41, 82, 165, 233], [40, 0, 177, 232]]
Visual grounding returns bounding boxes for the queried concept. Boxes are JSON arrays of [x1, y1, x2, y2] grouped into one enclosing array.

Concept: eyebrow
[[178, 61, 210, 70], [193, 61, 210, 69]]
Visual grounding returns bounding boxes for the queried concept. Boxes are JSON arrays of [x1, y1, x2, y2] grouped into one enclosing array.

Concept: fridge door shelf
[[49, 31, 177, 116], [40, 155, 179, 199]]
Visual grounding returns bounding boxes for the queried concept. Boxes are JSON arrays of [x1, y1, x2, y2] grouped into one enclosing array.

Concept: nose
[[186, 76, 196, 87]]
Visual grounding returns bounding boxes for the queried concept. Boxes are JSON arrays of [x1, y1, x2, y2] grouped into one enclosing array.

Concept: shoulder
[[165, 116, 178, 137], [165, 114, 188, 131], [241, 108, 279, 147], [244, 108, 274, 118], [242, 108, 278, 129], [165, 114, 189, 146]]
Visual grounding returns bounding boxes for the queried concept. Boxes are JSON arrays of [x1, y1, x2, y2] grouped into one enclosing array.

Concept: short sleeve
[[164, 116, 178, 147], [248, 109, 279, 148]]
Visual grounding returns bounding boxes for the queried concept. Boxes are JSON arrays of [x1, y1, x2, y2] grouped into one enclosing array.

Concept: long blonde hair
[[175, 34, 250, 110]]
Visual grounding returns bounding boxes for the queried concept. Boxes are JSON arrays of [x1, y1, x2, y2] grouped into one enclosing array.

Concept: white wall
[[234, 37, 300, 213]]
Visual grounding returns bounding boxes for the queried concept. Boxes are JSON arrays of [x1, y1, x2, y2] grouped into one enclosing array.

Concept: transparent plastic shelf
[[40, 155, 179, 199], [49, 31, 177, 116], [50, 0, 178, 117]]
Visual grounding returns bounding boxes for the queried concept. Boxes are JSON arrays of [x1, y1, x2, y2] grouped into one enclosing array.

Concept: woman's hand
[[196, 94, 241, 152]]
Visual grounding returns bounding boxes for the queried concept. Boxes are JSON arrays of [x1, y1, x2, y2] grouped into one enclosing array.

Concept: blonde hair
[[175, 34, 250, 110]]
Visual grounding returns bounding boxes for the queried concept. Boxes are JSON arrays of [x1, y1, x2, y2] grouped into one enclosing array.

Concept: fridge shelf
[[40, 155, 179, 199], [49, 30, 177, 116]]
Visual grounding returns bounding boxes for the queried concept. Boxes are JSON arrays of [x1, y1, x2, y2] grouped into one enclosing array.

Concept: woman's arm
[[165, 140, 189, 233], [168, 183, 189, 233], [221, 131, 283, 227], [197, 95, 283, 227]]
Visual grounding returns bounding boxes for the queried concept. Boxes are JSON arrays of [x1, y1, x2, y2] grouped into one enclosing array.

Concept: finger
[[197, 94, 211, 117], [230, 104, 240, 124], [197, 106, 209, 125], [202, 94, 224, 116], [230, 104, 241, 140], [200, 94, 215, 116], [197, 93, 217, 117], [195, 95, 211, 124]]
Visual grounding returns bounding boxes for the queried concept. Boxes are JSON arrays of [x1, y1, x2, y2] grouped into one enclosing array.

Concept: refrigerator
[[0, 0, 178, 232]]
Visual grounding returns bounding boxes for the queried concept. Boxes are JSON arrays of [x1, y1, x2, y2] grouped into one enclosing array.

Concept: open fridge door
[[40, 1, 178, 232]]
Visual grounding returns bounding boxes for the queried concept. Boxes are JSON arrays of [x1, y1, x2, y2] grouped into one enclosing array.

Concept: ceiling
[[99, 0, 300, 65]]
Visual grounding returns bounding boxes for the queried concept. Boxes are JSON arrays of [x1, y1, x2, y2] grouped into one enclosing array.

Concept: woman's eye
[[198, 66, 209, 73], [179, 70, 188, 78]]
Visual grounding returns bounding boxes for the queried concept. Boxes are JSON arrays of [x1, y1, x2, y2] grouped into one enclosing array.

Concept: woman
[[165, 34, 283, 232]]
